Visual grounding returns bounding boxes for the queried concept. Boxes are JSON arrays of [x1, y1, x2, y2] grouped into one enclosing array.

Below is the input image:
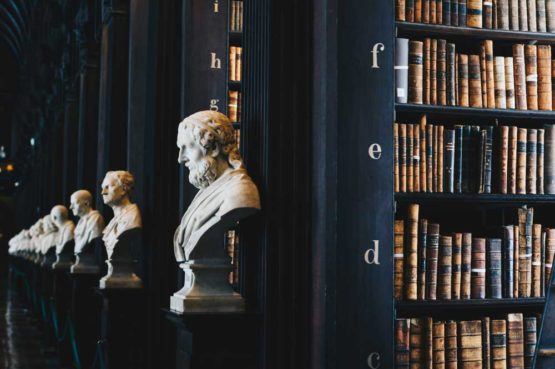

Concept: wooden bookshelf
[[395, 193, 555, 205], [396, 103, 555, 120]]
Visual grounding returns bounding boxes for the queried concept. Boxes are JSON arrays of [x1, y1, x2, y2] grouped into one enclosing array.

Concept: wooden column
[[62, 93, 79, 203]]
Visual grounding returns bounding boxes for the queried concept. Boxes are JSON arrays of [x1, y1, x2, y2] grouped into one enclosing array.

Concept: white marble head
[[177, 111, 243, 189], [101, 171, 134, 207], [70, 190, 93, 217], [42, 214, 57, 233], [51, 205, 69, 228]]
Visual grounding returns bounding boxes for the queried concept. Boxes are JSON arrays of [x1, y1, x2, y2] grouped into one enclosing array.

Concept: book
[[401, 124, 408, 193], [431, 40, 438, 105], [228, 90, 239, 122], [484, 0, 494, 28], [537, 45, 552, 111], [462, 126, 472, 192], [427, 223, 441, 300], [497, 0, 510, 28], [229, 46, 237, 82], [507, 314, 524, 369], [437, 0, 443, 23], [482, 317, 491, 369], [487, 238, 502, 298], [445, 321, 458, 369], [438, 125, 445, 192], [433, 321, 446, 369], [458, 320, 482, 369], [455, 126, 464, 193], [434, 125, 439, 192], [459, 0, 468, 25], [524, 45, 538, 110], [408, 126, 414, 192], [481, 45, 488, 108], [518, 206, 534, 298], [452, 233, 462, 300], [421, 116, 428, 192], [431, 0, 438, 23], [445, 129, 456, 193], [471, 237, 486, 299], [235, 47, 242, 82], [519, 0, 529, 30], [410, 318, 424, 369], [470, 126, 482, 192], [517, 128, 527, 195], [427, 124, 434, 191], [527, 129, 537, 194], [484, 40, 495, 109], [461, 233, 472, 299], [537, 0, 548, 32], [416, 0, 423, 22], [546, 228, 555, 287], [510, 0, 520, 30], [494, 56, 507, 109], [395, 123, 400, 193], [395, 220, 405, 300], [438, 40, 447, 106], [426, 318, 434, 369], [545, 125, 555, 194], [414, 125, 421, 192], [394, 38, 409, 103], [503, 225, 515, 298], [505, 57, 516, 109], [396, 319, 411, 369], [467, 0, 483, 27], [528, 0, 538, 31], [514, 225, 520, 297], [418, 219, 428, 300], [533, 224, 542, 297], [424, 39, 432, 105], [451, 0, 459, 25], [524, 317, 537, 369], [443, 0, 452, 24], [483, 126, 494, 194], [548, 0, 555, 31], [542, 230, 547, 295], [498, 126, 509, 194], [509, 126, 518, 194], [424, 0, 431, 22], [491, 320, 507, 369], [538, 129, 545, 194], [458, 54, 470, 107], [447, 44, 456, 106], [405, 204, 420, 300], [409, 41, 424, 105], [439, 235, 453, 300], [513, 44, 528, 110], [407, 0, 415, 21], [469, 55, 483, 107]]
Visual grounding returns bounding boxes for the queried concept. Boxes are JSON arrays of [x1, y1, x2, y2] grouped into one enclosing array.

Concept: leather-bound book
[[437, 0, 443, 23], [524, 45, 538, 110], [443, 0, 451, 23], [395, 220, 405, 300], [505, 57, 516, 109], [409, 41, 424, 104], [411, 318, 424, 369], [451, 0, 459, 24], [434, 125, 439, 191], [487, 238, 503, 298], [471, 237, 486, 299], [467, 0, 483, 27], [424, 0, 431, 22], [485, 0, 495, 28], [431, 0, 437, 23], [494, 57, 507, 109], [482, 317, 491, 369], [470, 126, 482, 192], [408, 125, 414, 192], [427, 223, 441, 300], [458, 320, 482, 369], [469, 55, 483, 107], [538, 129, 545, 194], [517, 128, 527, 194], [548, 0, 555, 31], [507, 314, 524, 369], [416, 0, 423, 22], [445, 321, 458, 369], [459, 0, 467, 25], [518, 206, 534, 298], [491, 320, 507, 369], [510, 0, 520, 30], [458, 54, 470, 107], [424, 39, 432, 104], [514, 226, 520, 297], [545, 125, 555, 193], [528, 0, 538, 31], [395, 123, 400, 193], [542, 230, 546, 296], [414, 124, 421, 192], [396, 319, 411, 369], [431, 40, 438, 105], [433, 321, 446, 369], [397, 0, 407, 20], [438, 125, 445, 192], [533, 224, 543, 297], [405, 204, 420, 300], [498, 126, 509, 194], [503, 226, 515, 298], [396, 38, 410, 104], [519, 0, 529, 30], [537, 45, 552, 111], [527, 129, 538, 194], [461, 233, 472, 299], [481, 45, 488, 107], [513, 44, 528, 110], [462, 126, 472, 192], [420, 116, 428, 192], [407, 0, 415, 21], [455, 126, 464, 193], [426, 318, 434, 369], [427, 124, 434, 191], [484, 40, 495, 108], [438, 235, 453, 300], [418, 219, 429, 300], [524, 317, 537, 369], [496, 0, 510, 28], [545, 228, 555, 288], [445, 129, 455, 193], [483, 126, 494, 194], [437, 40, 447, 105], [451, 233, 462, 299], [447, 44, 456, 106], [537, 0, 547, 32], [508, 126, 518, 194]]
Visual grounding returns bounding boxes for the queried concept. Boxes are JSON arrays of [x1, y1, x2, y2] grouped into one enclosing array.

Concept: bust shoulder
[[218, 173, 261, 216]]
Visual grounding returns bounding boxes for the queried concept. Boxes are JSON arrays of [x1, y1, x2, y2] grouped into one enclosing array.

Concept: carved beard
[[188, 156, 218, 189]]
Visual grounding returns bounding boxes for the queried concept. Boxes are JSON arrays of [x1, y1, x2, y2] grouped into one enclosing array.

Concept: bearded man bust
[[51, 205, 76, 270], [171, 110, 261, 313]]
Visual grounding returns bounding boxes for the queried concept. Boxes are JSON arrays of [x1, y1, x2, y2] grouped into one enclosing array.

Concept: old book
[[494, 56, 507, 109], [537, 129, 545, 194], [424, 0, 431, 22], [427, 223, 441, 300], [524, 45, 538, 110], [426, 318, 434, 369], [451, 233, 462, 299], [459, 0, 468, 25], [484, 127, 494, 194], [471, 237, 486, 299], [407, 0, 415, 21], [467, 0, 483, 26], [228, 91, 239, 122], [509, 126, 518, 194], [461, 233, 472, 299], [546, 228, 555, 287], [548, 0, 555, 31], [487, 238, 503, 298], [424, 39, 432, 104], [513, 44, 528, 110], [446, 44, 456, 106], [411, 318, 424, 369], [433, 321, 446, 369], [443, 0, 452, 23], [533, 224, 542, 297], [503, 226, 515, 298], [458, 54, 470, 107], [229, 46, 237, 82], [469, 55, 483, 107], [528, 0, 538, 30], [437, 40, 447, 105], [455, 126, 464, 193], [510, 0, 520, 29], [414, 125, 421, 192], [431, 0, 438, 23], [484, 40, 495, 108], [517, 128, 527, 194], [427, 124, 434, 191], [519, 0, 529, 30], [527, 129, 538, 194], [409, 41, 424, 104], [518, 206, 534, 298], [396, 319, 411, 369], [497, 0, 510, 28], [545, 125, 555, 193], [537, 0, 548, 32], [542, 230, 546, 295], [445, 129, 455, 193], [437, 0, 443, 23], [405, 204, 419, 300], [505, 57, 516, 109], [408, 126, 414, 192], [395, 123, 400, 193], [482, 317, 491, 369], [395, 220, 405, 300], [524, 317, 537, 369], [452, 0, 459, 24], [438, 125, 445, 192], [507, 314, 524, 369], [434, 125, 439, 191], [481, 45, 488, 107], [537, 45, 552, 111], [514, 225, 520, 297], [439, 236, 453, 300], [491, 320, 507, 369], [420, 116, 428, 192], [431, 40, 438, 105], [396, 39, 410, 104], [418, 219, 429, 300], [483, 0, 494, 28], [416, 0, 423, 22], [458, 320, 482, 369], [445, 321, 457, 369], [498, 126, 509, 194], [462, 126, 472, 192]]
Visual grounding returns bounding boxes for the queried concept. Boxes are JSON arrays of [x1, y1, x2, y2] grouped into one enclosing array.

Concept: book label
[[364, 240, 381, 265], [371, 43, 385, 69], [367, 352, 381, 368], [369, 144, 383, 159]]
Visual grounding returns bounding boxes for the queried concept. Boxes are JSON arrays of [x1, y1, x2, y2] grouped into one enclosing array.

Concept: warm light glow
[[6, 164, 13, 172]]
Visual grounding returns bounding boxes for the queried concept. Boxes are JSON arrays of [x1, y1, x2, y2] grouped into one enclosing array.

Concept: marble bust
[[40, 214, 59, 255], [99, 171, 143, 288], [51, 205, 75, 270], [171, 111, 261, 313], [70, 190, 105, 274]]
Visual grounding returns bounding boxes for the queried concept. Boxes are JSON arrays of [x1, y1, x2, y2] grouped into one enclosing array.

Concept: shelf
[[233, 122, 240, 129], [395, 193, 555, 205], [396, 103, 555, 121], [396, 298, 546, 316], [396, 21, 555, 43], [228, 81, 242, 90]]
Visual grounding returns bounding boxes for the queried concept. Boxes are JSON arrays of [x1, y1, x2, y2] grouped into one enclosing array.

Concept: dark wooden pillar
[[62, 93, 79, 203]]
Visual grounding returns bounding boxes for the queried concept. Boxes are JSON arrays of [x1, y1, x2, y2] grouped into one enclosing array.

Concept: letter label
[[368, 143, 382, 160], [210, 99, 220, 111], [210, 53, 222, 69], [371, 43, 385, 69], [364, 240, 380, 265], [367, 352, 381, 369]]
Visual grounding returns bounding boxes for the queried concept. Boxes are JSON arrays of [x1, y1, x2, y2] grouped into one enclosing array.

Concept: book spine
[[434, 125, 439, 191], [538, 0, 547, 32], [418, 219, 428, 300], [471, 237, 486, 299], [462, 126, 472, 192], [426, 318, 434, 369], [433, 321, 446, 369], [510, 0, 520, 30], [527, 129, 538, 194], [505, 57, 516, 109], [548, 0, 555, 31], [396, 39, 410, 104], [416, 0, 423, 22], [503, 226, 515, 298], [494, 57, 507, 109], [518, 206, 534, 298], [481, 45, 488, 107], [469, 55, 483, 108], [498, 0, 510, 28], [446, 44, 456, 106], [528, 0, 538, 31], [395, 220, 405, 300], [451, 0, 459, 24], [427, 124, 434, 191], [421, 116, 428, 192], [545, 125, 555, 193], [409, 41, 424, 105], [424, 39, 432, 105], [427, 223, 440, 300], [455, 126, 464, 193], [410, 318, 424, 369], [538, 129, 545, 194], [471, 126, 482, 193], [457, 320, 483, 369], [431, 0, 437, 23], [517, 128, 527, 194], [513, 44, 528, 110], [537, 45, 552, 111], [445, 321, 458, 369], [438, 40, 447, 106], [484, 127, 494, 194], [508, 126, 518, 194], [396, 319, 411, 369], [483, 0, 494, 28], [487, 238, 503, 298], [533, 224, 542, 297], [525, 45, 538, 110], [524, 317, 537, 369], [458, 54, 470, 107], [519, 0, 529, 30], [431, 40, 438, 105], [514, 225, 520, 297], [445, 129, 455, 193], [424, 0, 431, 22], [499, 126, 509, 194], [407, 0, 415, 21], [491, 320, 507, 369], [459, 0, 468, 25], [437, 0, 443, 23], [408, 125, 414, 192], [507, 314, 525, 369], [546, 228, 555, 288], [484, 40, 495, 109], [405, 204, 419, 300], [482, 317, 491, 369], [439, 235, 453, 300], [438, 125, 445, 192], [414, 125, 421, 192], [451, 233, 462, 300], [443, 0, 452, 23], [467, 0, 483, 27], [461, 233, 472, 299], [542, 229, 547, 296], [395, 123, 400, 193]]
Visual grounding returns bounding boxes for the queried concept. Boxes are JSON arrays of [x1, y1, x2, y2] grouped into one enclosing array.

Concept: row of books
[[395, 314, 539, 369], [229, 46, 243, 82], [395, 204, 555, 301], [229, 90, 242, 123], [226, 230, 239, 286], [396, 38, 555, 111], [393, 119, 555, 194], [230, 0, 244, 32], [395, 0, 555, 32]]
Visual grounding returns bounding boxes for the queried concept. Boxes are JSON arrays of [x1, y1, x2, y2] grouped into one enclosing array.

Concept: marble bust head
[[50, 205, 75, 254], [70, 189, 105, 255], [71, 190, 93, 217]]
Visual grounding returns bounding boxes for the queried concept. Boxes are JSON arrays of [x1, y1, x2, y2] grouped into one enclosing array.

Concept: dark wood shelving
[[395, 192, 555, 205], [396, 21, 555, 43], [396, 103, 555, 120]]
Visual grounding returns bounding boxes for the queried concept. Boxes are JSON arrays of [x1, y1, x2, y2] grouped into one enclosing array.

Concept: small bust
[[173, 111, 260, 262], [51, 205, 75, 254], [71, 190, 105, 254], [40, 214, 59, 254], [30, 219, 45, 253], [101, 170, 142, 258]]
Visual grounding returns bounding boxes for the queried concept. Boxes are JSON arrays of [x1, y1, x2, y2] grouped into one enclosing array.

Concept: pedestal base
[[71, 253, 100, 274], [170, 293, 245, 314]]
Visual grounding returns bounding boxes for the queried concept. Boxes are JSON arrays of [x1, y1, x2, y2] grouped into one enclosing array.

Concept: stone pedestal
[[41, 248, 57, 268], [71, 239, 101, 274], [52, 270, 74, 367], [99, 229, 142, 289], [52, 241, 75, 271]]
